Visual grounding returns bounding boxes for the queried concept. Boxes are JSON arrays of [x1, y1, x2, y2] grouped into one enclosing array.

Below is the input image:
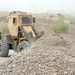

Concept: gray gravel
[[0, 34, 75, 75], [0, 50, 17, 65]]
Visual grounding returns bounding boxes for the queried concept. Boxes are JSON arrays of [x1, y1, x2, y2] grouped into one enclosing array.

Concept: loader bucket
[[32, 31, 44, 42]]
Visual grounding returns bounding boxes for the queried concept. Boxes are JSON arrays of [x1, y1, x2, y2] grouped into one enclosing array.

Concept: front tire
[[17, 41, 31, 52], [0, 39, 9, 57]]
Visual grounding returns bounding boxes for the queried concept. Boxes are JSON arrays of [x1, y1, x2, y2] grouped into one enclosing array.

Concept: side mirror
[[33, 17, 35, 23]]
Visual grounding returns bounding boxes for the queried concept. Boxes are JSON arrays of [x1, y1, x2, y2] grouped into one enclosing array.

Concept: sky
[[0, 0, 75, 15]]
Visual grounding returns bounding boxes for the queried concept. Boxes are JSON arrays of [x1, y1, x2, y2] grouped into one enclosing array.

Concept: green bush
[[0, 25, 8, 34], [68, 17, 75, 24], [51, 19, 69, 33]]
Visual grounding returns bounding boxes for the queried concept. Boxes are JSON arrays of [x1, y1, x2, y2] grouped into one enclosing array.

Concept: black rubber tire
[[0, 39, 9, 57], [17, 41, 31, 52]]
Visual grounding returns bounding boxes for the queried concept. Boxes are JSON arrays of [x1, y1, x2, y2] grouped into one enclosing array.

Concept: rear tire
[[0, 39, 9, 57], [17, 41, 31, 52]]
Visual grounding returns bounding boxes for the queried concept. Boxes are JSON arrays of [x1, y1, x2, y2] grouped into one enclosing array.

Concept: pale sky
[[0, 0, 75, 14]]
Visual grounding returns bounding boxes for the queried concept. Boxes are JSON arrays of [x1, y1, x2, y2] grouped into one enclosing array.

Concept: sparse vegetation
[[51, 18, 69, 33], [68, 16, 75, 25]]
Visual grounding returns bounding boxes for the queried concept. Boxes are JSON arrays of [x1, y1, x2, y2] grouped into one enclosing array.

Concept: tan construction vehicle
[[0, 11, 44, 57]]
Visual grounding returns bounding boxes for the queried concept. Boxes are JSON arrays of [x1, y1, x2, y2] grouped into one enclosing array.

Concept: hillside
[[0, 12, 75, 75]]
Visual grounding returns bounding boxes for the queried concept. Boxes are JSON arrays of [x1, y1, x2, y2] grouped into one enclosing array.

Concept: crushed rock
[[0, 34, 75, 75]]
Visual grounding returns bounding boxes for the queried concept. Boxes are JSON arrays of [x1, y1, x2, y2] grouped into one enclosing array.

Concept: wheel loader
[[0, 11, 44, 57]]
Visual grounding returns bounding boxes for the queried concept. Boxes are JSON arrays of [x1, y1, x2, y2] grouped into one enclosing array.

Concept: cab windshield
[[22, 17, 31, 24]]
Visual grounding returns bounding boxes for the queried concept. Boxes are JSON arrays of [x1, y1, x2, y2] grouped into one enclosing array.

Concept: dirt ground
[[0, 15, 75, 75]]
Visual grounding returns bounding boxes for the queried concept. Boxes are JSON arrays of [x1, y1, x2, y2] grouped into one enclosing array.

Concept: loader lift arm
[[17, 27, 32, 43]]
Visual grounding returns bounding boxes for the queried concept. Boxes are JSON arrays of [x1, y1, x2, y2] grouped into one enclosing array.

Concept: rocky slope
[[0, 34, 75, 75]]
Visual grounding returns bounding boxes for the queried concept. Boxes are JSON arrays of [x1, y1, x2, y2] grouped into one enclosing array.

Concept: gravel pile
[[0, 34, 75, 75]]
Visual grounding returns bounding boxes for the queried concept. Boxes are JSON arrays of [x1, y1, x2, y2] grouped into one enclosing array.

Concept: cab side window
[[13, 18, 16, 24]]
